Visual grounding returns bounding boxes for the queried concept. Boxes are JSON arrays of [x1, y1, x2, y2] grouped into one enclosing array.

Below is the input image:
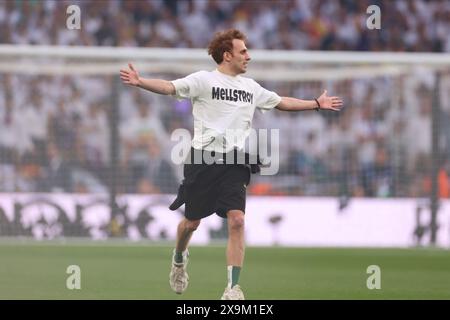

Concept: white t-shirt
[[172, 69, 281, 152]]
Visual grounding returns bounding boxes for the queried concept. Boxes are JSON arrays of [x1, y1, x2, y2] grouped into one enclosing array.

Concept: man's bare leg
[[170, 217, 200, 294], [226, 210, 245, 288], [175, 218, 200, 260]]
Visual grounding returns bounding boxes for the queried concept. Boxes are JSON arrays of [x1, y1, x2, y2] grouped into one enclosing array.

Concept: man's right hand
[[119, 64, 176, 95], [120, 63, 140, 86]]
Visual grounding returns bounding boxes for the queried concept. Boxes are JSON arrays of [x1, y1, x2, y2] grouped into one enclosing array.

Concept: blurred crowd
[[0, 73, 181, 195], [0, 0, 449, 52], [0, 0, 450, 198], [252, 75, 450, 198]]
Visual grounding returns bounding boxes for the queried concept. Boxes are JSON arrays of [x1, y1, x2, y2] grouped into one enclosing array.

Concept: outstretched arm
[[276, 90, 343, 112], [119, 63, 175, 95]]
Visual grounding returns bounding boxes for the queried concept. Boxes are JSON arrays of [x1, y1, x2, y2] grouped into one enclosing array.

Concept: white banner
[[0, 193, 449, 248]]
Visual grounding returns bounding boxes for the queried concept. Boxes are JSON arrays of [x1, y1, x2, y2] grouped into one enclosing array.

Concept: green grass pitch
[[1, 242, 450, 299]]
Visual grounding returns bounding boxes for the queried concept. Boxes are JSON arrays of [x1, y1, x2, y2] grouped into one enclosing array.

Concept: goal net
[[0, 45, 449, 241]]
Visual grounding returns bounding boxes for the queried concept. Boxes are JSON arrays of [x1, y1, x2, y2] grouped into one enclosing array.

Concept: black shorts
[[183, 148, 251, 220]]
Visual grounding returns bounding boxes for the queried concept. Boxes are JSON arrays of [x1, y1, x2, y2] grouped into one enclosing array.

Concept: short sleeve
[[171, 71, 206, 100], [253, 81, 282, 113]]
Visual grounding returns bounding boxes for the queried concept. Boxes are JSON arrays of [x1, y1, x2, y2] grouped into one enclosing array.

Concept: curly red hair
[[207, 29, 247, 65]]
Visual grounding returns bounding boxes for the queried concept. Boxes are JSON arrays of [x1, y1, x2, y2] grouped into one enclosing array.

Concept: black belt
[[186, 148, 262, 172]]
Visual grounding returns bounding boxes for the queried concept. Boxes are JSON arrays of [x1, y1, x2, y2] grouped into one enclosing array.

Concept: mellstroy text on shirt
[[211, 87, 254, 104]]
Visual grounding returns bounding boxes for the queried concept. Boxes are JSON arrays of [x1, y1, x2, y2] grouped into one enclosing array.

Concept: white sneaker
[[169, 250, 189, 294], [221, 285, 245, 300]]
